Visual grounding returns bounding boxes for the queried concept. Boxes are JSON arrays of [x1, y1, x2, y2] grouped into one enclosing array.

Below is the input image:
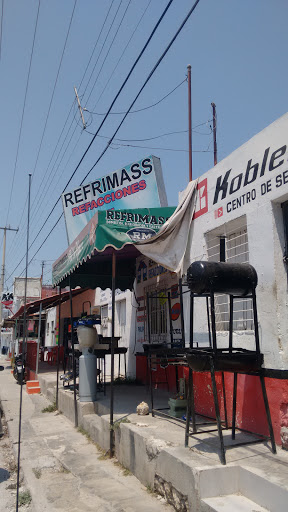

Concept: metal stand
[[185, 288, 277, 464]]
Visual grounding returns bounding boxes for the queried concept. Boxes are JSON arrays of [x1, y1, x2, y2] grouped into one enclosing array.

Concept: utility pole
[[0, 225, 18, 326], [74, 86, 86, 130], [41, 260, 45, 280], [187, 65, 192, 181], [211, 102, 217, 166]]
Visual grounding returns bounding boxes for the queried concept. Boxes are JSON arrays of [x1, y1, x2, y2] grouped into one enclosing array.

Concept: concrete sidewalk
[[0, 359, 173, 512]]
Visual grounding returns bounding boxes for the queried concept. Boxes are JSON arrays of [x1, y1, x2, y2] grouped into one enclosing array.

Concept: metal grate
[[206, 217, 253, 331], [144, 283, 168, 342]]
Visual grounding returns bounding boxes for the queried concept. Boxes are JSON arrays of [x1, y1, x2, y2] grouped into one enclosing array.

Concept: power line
[[84, 0, 133, 107], [87, 78, 186, 116], [85, 120, 212, 142], [81, 0, 123, 102], [9, 0, 203, 279], [79, 0, 202, 187], [8, 0, 116, 257], [93, 0, 152, 110], [109, 142, 212, 153], [78, 0, 115, 94], [30, 0, 78, 183], [5, 0, 41, 225], [6, 1, 79, 258], [6, 0, 177, 281]]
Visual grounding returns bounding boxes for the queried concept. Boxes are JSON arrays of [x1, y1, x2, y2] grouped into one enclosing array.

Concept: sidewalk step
[[26, 380, 40, 394], [202, 494, 269, 512], [27, 386, 41, 395]]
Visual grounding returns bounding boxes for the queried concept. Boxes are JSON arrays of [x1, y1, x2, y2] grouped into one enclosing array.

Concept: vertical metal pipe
[[69, 281, 78, 428], [252, 289, 260, 355], [146, 293, 151, 345], [210, 293, 217, 352], [211, 102, 217, 166], [229, 296, 233, 352], [189, 291, 194, 348], [109, 251, 116, 457], [35, 302, 42, 375], [206, 296, 212, 348], [232, 372, 237, 439], [179, 278, 185, 346], [167, 291, 173, 346], [56, 287, 61, 409], [16, 173, 31, 512], [187, 65, 192, 182]]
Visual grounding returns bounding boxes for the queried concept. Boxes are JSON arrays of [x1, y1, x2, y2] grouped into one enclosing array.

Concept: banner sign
[[62, 155, 168, 244], [53, 207, 175, 286]]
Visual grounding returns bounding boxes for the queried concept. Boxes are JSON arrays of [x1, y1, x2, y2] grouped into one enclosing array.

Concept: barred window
[[144, 283, 168, 342], [205, 216, 253, 331]]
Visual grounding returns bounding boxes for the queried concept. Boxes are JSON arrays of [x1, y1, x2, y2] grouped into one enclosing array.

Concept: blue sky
[[0, 0, 287, 290]]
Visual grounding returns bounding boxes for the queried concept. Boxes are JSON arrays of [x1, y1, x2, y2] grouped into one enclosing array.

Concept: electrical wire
[[7, 1, 78, 258], [86, 78, 186, 115], [85, 0, 133, 108], [109, 142, 212, 153], [93, 0, 152, 110], [85, 120, 212, 142], [79, 0, 202, 187], [5, 0, 41, 225], [5, 0, 176, 281], [81, 0, 123, 101], [30, 0, 78, 183], [77, 0, 115, 94]]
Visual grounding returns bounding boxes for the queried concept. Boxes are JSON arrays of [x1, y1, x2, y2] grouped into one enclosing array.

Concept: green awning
[[52, 207, 175, 290]]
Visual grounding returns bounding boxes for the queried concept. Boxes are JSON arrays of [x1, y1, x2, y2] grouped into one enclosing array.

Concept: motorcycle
[[13, 354, 26, 384]]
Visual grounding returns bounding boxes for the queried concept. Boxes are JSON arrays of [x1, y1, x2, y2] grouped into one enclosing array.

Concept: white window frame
[[205, 215, 253, 332]]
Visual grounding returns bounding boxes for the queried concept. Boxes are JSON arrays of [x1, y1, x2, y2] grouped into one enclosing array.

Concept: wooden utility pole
[[211, 102, 217, 165], [0, 225, 18, 325], [74, 86, 86, 130], [187, 65, 192, 181]]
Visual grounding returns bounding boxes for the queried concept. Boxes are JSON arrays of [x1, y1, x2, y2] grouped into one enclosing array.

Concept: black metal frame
[[145, 279, 276, 465], [185, 287, 276, 464]]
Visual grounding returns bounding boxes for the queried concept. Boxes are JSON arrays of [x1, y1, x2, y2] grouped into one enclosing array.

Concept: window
[[46, 323, 49, 335], [205, 216, 253, 331], [101, 305, 108, 331], [116, 300, 126, 338], [144, 283, 168, 342]]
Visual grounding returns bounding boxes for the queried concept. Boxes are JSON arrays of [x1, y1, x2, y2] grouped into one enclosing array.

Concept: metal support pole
[[56, 287, 61, 409], [179, 278, 185, 346], [232, 373, 237, 439], [187, 65, 192, 182], [35, 302, 42, 375], [0, 225, 18, 326], [211, 102, 217, 166], [69, 281, 78, 428], [110, 251, 116, 457], [16, 174, 31, 512]]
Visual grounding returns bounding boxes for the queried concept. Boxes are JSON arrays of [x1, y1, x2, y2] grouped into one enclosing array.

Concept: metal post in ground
[[16, 173, 31, 512]]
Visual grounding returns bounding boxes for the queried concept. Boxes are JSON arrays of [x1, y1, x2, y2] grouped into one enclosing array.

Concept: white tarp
[[136, 179, 198, 275]]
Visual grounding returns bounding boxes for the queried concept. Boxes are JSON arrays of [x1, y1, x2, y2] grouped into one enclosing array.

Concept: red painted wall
[[136, 355, 288, 445]]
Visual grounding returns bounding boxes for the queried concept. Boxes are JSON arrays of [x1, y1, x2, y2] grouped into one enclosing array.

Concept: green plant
[[111, 417, 130, 431], [32, 467, 41, 479], [18, 490, 32, 506], [113, 460, 132, 476], [41, 401, 57, 413], [146, 484, 156, 495]]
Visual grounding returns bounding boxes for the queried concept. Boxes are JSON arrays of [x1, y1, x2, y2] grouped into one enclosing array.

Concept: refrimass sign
[[62, 155, 168, 244]]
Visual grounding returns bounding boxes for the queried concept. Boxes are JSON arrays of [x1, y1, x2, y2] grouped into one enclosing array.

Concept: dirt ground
[[0, 405, 33, 512]]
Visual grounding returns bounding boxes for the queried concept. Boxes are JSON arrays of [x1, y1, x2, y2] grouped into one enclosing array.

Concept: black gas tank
[[187, 261, 257, 296]]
